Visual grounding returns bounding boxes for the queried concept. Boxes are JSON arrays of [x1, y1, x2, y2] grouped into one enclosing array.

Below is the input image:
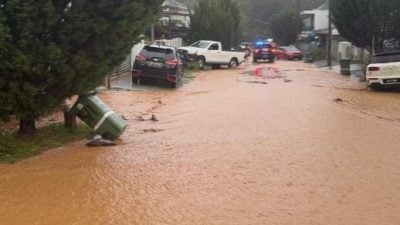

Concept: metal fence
[[110, 55, 131, 77]]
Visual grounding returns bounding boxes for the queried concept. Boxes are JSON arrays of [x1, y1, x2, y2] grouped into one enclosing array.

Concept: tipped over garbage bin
[[71, 92, 127, 140]]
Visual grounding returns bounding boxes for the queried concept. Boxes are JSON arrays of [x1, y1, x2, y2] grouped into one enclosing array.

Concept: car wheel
[[269, 57, 275, 63], [169, 82, 177, 88], [229, 58, 238, 68], [368, 83, 382, 91], [132, 77, 140, 85], [198, 56, 205, 69]]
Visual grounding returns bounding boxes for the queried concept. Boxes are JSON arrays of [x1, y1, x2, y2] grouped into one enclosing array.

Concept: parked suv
[[253, 41, 276, 63], [132, 45, 183, 88], [367, 50, 400, 89]]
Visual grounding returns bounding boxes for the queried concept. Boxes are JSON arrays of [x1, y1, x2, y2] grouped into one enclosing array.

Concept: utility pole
[[151, 24, 155, 43], [327, 0, 332, 68]]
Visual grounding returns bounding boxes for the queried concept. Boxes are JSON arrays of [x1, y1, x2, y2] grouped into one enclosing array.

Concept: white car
[[180, 40, 245, 69], [367, 50, 400, 89]]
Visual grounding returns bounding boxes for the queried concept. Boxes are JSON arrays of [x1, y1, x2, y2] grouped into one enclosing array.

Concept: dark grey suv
[[132, 45, 184, 88]]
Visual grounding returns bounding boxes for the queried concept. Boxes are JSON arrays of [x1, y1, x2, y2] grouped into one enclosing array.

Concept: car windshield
[[372, 53, 400, 63], [190, 41, 211, 48], [141, 46, 175, 60]]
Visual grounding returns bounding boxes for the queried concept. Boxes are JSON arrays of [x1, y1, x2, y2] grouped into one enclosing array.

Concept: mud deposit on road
[[1, 61, 400, 225]]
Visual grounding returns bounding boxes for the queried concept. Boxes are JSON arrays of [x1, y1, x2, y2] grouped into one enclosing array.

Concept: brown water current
[[1, 61, 400, 225]]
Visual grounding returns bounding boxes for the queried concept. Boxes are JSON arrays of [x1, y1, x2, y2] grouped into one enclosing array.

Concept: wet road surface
[[1, 61, 400, 225]]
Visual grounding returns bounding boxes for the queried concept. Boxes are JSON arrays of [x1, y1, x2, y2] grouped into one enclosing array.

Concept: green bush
[[186, 61, 200, 71]]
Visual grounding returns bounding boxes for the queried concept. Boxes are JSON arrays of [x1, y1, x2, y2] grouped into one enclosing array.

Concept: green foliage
[[185, 61, 200, 71], [188, 0, 241, 49], [0, 0, 162, 132], [331, 0, 400, 52], [0, 123, 92, 163], [237, 0, 325, 40], [270, 10, 303, 45]]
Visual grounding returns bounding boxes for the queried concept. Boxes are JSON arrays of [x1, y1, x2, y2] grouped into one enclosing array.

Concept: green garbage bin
[[71, 92, 127, 140], [340, 59, 351, 75]]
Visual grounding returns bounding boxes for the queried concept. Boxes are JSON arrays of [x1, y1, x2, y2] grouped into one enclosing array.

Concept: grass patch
[[0, 123, 92, 164], [184, 62, 200, 80]]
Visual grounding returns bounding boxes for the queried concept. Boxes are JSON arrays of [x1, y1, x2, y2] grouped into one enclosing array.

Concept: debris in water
[[87, 139, 117, 147], [137, 115, 146, 121], [137, 114, 159, 122], [246, 81, 267, 85], [151, 114, 159, 122], [333, 98, 343, 102], [143, 128, 164, 133]]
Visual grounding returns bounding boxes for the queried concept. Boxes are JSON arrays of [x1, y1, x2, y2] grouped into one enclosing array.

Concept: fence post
[[106, 74, 111, 89]]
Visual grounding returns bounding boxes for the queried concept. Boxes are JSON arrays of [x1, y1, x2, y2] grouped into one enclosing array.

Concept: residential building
[[299, 0, 343, 61], [156, 0, 191, 39]]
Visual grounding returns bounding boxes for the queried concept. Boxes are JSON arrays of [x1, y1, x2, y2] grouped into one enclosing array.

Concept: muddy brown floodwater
[[1, 61, 400, 225]]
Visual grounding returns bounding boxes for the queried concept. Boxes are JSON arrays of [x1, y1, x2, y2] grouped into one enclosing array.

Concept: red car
[[275, 46, 303, 60]]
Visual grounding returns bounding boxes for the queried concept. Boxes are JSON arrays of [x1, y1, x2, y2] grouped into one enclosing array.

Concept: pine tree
[[270, 10, 303, 45], [331, 0, 400, 52], [188, 0, 241, 49], [0, 0, 163, 134]]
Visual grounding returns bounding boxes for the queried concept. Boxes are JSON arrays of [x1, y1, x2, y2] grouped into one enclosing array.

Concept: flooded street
[[1, 61, 400, 225]]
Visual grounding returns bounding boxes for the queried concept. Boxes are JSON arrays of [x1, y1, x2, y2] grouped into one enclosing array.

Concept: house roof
[[162, 0, 188, 11], [316, 0, 329, 10]]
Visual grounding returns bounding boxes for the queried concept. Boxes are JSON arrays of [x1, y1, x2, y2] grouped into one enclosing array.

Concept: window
[[209, 44, 219, 50], [141, 46, 175, 60], [372, 53, 400, 63]]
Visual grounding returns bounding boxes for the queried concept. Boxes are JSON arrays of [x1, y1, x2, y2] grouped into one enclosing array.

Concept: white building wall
[[313, 10, 328, 31]]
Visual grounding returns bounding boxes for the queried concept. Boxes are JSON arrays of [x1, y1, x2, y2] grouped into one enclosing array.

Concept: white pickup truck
[[179, 40, 245, 69], [367, 50, 400, 89]]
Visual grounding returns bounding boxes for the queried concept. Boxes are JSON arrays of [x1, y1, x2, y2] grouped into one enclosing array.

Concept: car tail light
[[135, 54, 147, 61], [368, 66, 380, 72], [165, 59, 178, 65], [167, 75, 177, 82]]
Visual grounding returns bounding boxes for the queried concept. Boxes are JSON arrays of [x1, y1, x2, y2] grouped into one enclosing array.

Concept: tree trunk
[[19, 119, 36, 135], [64, 106, 77, 129]]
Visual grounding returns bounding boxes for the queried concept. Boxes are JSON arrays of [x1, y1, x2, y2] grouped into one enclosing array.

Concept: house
[[301, 1, 339, 38], [300, 0, 341, 55], [300, 0, 367, 69], [156, 0, 191, 39]]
